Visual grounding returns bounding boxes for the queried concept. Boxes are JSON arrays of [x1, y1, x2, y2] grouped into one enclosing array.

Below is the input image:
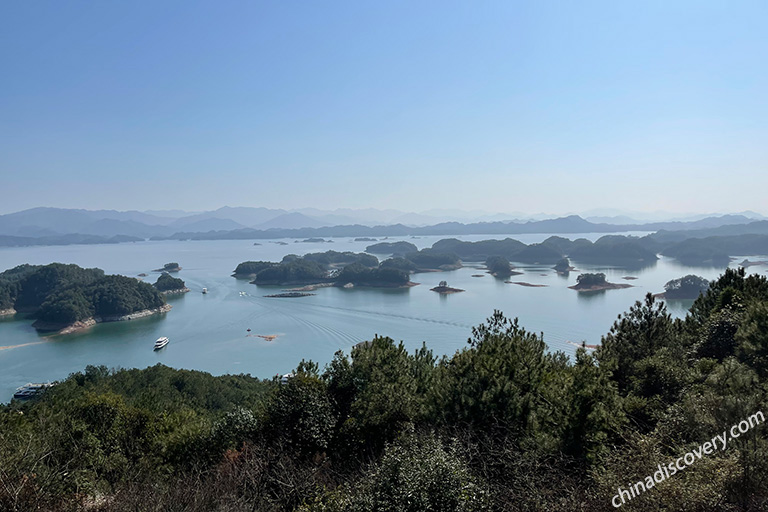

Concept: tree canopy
[[4, 269, 768, 510]]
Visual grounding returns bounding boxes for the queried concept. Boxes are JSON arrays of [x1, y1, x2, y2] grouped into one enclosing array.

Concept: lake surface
[[1, 233, 765, 403]]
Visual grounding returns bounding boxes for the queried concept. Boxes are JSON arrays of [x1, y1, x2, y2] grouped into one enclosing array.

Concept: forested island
[[0, 263, 170, 333], [300, 238, 333, 243], [153, 273, 190, 295], [430, 280, 464, 294], [154, 262, 182, 272], [235, 251, 413, 288], [2, 269, 767, 510], [657, 274, 710, 299], [234, 248, 467, 288], [417, 232, 768, 269], [568, 272, 633, 292], [484, 255, 521, 277], [553, 257, 575, 273], [427, 236, 656, 267]]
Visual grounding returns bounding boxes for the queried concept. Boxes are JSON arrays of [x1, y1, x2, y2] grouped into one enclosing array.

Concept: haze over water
[[2, 232, 760, 403]]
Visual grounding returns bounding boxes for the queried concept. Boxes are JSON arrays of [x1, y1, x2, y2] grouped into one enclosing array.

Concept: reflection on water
[[663, 298, 697, 316], [574, 289, 608, 302]]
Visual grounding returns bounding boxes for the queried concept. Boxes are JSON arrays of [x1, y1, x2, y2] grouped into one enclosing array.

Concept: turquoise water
[[1, 233, 764, 403]]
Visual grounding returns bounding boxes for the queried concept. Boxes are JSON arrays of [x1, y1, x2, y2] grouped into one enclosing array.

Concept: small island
[[299, 238, 333, 243], [485, 256, 522, 277], [553, 257, 575, 273], [354, 237, 377, 242], [656, 275, 710, 299], [154, 262, 181, 273], [506, 281, 548, 287], [430, 280, 464, 294], [153, 273, 190, 295], [568, 273, 633, 292]]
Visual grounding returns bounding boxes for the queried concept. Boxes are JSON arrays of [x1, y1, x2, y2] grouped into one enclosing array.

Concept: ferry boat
[[154, 336, 169, 350], [13, 382, 53, 401]]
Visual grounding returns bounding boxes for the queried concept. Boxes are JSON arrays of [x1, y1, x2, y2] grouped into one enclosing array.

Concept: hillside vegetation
[[2, 268, 767, 510]]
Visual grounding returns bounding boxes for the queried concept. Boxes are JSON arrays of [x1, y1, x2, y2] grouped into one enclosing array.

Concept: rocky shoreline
[[568, 282, 632, 292], [430, 285, 464, 294], [264, 292, 315, 298], [160, 287, 190, 295], [33, 304, 173, 334], [0, 308, 16, 317]]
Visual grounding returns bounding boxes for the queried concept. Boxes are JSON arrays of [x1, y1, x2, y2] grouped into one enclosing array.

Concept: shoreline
[[413, 263, 464, 273], [654, 292, 702, 300], [430, 286, 464, 294], [268, 281, 418, 291], [339, 281, 419, 289], [490, 270, 524, 277], [0, 308, 17, 317], [160, 287, 190, 295], [568, 282, 633, 292], [33, 304, 173, 335]]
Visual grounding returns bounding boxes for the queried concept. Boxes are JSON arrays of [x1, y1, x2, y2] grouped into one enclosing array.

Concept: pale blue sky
[[1, 1, 766, 215]]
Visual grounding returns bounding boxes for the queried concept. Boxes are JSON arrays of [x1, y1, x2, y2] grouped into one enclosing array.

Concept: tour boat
[[154, 336, 169, 350], [13, 382, 53, 400]]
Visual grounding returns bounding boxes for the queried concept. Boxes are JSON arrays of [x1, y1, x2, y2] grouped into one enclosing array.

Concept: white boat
[[202, 287, 208, 294], [154, 336, 169, 350]]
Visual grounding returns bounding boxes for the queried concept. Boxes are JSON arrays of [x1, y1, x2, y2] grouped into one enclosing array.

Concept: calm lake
[[1, 233, 763, 403]]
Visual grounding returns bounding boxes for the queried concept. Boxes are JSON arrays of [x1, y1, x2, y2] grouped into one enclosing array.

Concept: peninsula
[[0, 263, 171, 334]]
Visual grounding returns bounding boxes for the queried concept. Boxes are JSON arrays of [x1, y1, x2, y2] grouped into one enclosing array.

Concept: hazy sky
[[1, 1, 766, 215]]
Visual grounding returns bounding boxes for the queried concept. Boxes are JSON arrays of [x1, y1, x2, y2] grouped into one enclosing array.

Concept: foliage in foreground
[[1, 268, 768, 511]]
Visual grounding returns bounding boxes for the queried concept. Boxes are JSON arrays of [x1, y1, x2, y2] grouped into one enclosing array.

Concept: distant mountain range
[[0, 206, 765, 247]]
